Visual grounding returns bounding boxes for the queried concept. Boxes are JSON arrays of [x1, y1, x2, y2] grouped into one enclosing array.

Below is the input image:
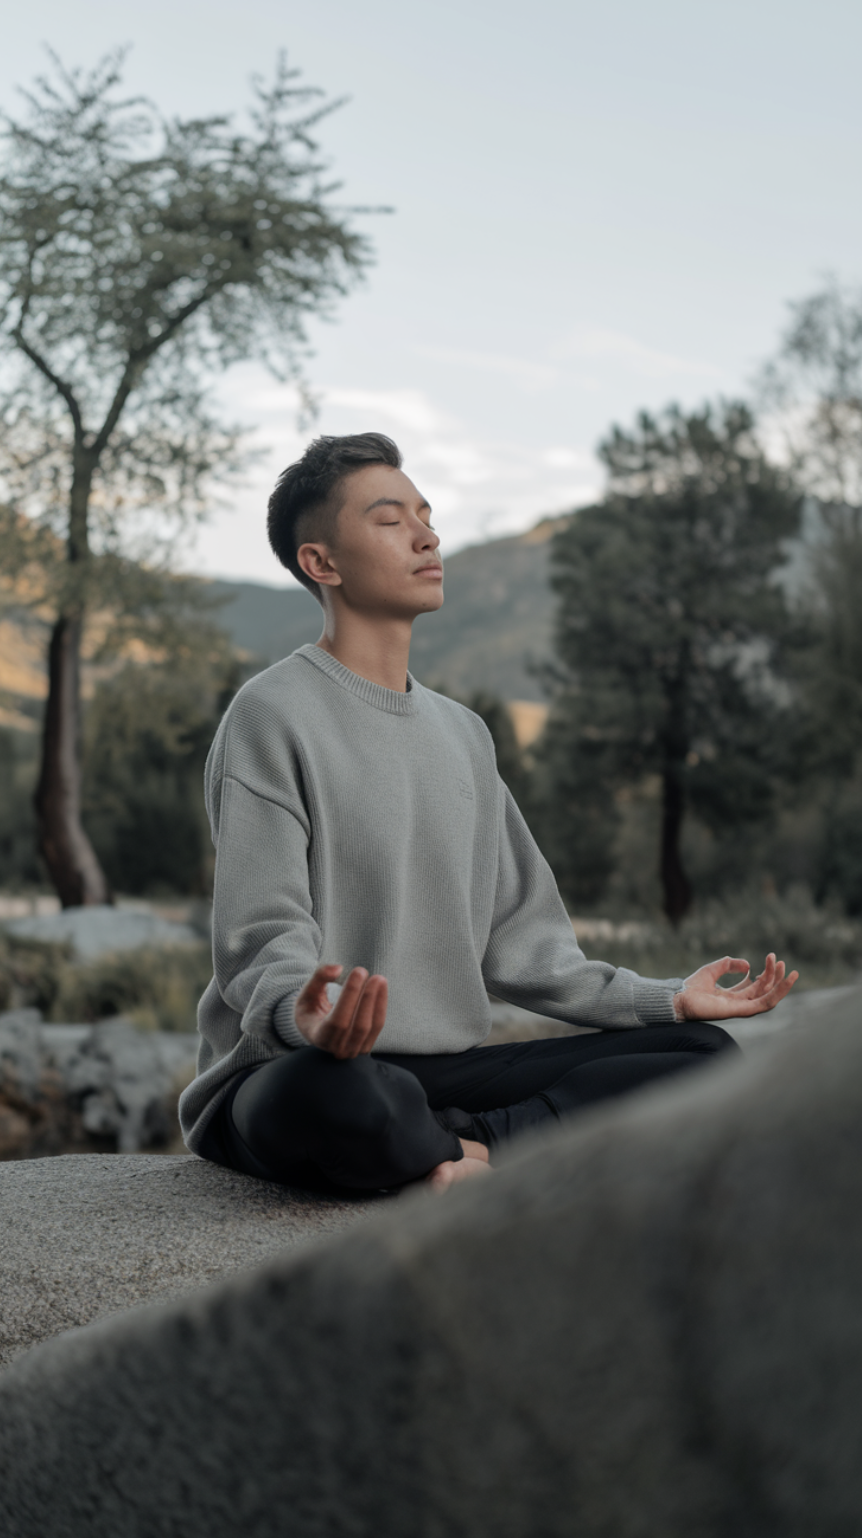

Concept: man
[[179, 432, 797, 1193]]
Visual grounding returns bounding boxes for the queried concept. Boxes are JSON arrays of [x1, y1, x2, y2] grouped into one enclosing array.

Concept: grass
[[1, 886, 858, 1036], [573, 887, 862, 993]]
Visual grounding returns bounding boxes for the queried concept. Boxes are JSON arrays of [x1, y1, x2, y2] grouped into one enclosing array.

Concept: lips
[[414, 564, 443, 576]]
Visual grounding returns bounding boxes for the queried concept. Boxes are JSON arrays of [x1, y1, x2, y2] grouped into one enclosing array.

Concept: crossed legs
[[202, 1023, 738, 1192]]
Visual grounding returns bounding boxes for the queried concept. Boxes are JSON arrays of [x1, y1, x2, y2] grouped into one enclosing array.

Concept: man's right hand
[[294, 963, 388, 1058]]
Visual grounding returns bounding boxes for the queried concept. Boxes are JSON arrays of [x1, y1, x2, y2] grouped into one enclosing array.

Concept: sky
[[3, 0, 862, 585]]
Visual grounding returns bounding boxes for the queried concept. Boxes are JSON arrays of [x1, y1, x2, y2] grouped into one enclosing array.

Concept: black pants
[[201, 1023, 738, 1193]]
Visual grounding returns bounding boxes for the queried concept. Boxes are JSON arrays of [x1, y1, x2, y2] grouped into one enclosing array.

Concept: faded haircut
[[267, 432, 403, 604]]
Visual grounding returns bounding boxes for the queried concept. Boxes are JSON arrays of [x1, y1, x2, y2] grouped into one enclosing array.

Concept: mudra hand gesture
[[294, 963, 388, 1058], [674, 953, 798, 1021]]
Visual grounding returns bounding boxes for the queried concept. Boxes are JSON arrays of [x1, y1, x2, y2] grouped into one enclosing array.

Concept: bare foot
[[425, 1156, 493, 1193]]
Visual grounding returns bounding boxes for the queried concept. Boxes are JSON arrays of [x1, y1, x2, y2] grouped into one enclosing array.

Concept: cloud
[[416, 345, 560, 392], [192, 372, 603, 585], [325, 386, 448, 435], [554, 328, 727, 382]]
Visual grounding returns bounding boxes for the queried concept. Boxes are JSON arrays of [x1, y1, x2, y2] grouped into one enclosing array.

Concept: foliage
[[575, 887, 862, 994], [529, 711, 620, 908], [0, 928, 211, 1031], [0, 729, 42, 887], [49, 942, 213, 1032], [460, 689, 534, 810], [0, 48, 375, 903], [0, 932, 70, 1014], [543, 401, 802, 921], [758, 285, 862, 915], [761, 279, 862, 505], [0, 49, 372, 567], [82, 614, 240, 896]]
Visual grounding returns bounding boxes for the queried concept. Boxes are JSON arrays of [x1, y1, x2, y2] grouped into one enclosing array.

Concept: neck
[[315, 603, 414, 693]]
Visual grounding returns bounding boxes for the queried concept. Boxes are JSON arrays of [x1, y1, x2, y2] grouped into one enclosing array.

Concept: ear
[[297, 542, 343, 588]]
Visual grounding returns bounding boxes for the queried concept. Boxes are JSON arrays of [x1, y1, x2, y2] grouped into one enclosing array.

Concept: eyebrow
[[363, 496, 432, 515]]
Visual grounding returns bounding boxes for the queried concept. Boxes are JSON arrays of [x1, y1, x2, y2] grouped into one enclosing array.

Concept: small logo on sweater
[[458, 778, 474, 801]]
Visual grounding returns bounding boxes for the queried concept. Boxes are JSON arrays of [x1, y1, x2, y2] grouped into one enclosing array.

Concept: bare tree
[[0, 50, 372, 904]]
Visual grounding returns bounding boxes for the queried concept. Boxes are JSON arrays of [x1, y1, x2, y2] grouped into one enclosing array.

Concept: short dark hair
[[267, 432, 403, 604]]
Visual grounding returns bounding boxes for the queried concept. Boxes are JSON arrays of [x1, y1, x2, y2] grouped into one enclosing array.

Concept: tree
[[545, 403, 801, 923], [761, 278, 862, 506], [762, 284, 862, 910], [82, 603, 241, 896], [762, 283, 862, 770], [0, 51, 372, 905]]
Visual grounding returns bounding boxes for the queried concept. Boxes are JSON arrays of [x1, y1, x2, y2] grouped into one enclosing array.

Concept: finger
[[324, 966, 369, 1028], [322, 970, 380, 1058], [296, 962, 344, 1016], [726, 971, 752, 993], [748, 956, 785, 999], [709, 956, 751, 985], [723, 956, 752, 977], [311, 967, 370, 1054], [723, 967, 800, 1017], [343, 975, 388, 1057], [298, 962, 342, 1000], [686, 957, 751, 991], [729, 964, 778, 1000], [356, 975, 389, 1054], [748, 968, 798, 1013]]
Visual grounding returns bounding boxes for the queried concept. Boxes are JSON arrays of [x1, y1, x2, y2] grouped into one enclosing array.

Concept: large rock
[[0, 1153, 381, 1370], [0, 987, 860, 1536], [3, 903, 202, 959]]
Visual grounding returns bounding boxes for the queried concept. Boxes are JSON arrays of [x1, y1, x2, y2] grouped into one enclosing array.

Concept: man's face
[[298, 464, 444, 619]]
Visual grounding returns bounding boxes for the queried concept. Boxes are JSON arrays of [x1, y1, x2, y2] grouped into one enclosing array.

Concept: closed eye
[[381, 521, 436, 530]]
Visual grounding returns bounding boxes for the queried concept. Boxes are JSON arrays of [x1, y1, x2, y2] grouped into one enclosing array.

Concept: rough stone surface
[[0, 986, 860, 1536], [3, 903, 201, 959], [0, 1153, 381, 1369]]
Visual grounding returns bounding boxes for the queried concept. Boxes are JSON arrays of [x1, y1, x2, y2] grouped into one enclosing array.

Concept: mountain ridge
[[209, 512, 573, 704]]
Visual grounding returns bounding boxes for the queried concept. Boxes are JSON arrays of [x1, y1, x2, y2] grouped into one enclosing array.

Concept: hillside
[[210, 513, 571, 704], [0, 512, 573, 732]]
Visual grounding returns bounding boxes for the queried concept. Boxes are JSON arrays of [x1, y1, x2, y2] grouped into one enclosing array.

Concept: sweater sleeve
[[481, 781, 683, 1030], [207, 707, 321, 1052]]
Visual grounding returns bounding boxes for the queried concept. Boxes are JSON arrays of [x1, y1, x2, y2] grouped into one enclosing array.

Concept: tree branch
[[90, 282, 220, 460], [12, 299, 85, 440]]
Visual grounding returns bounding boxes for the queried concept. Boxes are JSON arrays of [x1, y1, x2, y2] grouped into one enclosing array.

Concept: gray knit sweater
[[179, 643, 683, 1151]]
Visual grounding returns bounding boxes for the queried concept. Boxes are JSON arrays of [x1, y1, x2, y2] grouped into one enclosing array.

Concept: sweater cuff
[[273, 995, 308, 1050], [631, 977, 685, 1027]]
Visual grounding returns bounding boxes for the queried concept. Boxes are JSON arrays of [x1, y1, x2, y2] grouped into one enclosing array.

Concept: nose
[[413, 518, 439, 551]]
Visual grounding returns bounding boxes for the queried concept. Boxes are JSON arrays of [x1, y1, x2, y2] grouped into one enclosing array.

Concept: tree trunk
[[34, 617, 110, 908], [33, 446, 111, 907], [660, 762, 692, 926]]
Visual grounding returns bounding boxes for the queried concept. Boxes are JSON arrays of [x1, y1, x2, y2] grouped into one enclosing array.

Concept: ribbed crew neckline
[[296, 643, 419, 716]]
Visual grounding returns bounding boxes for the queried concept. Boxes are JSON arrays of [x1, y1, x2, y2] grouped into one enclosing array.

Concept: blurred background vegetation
[[0, 54, 860, 1013], [3, 313, 862, 1006], [4, 287, 862, 1000]]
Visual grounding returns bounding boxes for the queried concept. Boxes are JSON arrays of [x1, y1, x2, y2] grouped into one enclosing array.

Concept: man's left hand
[[673, 954, 799, 1021]]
